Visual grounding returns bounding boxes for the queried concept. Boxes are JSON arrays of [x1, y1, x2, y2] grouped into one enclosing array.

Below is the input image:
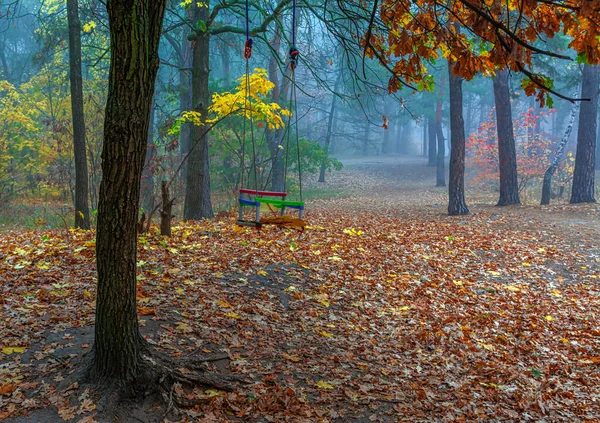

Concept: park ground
[[1, 156, 599, 422]]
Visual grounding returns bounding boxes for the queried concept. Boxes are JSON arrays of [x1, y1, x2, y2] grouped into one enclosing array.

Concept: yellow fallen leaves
[[328, 255, 343, 262], [315, 380, 335, 390], [317, 330, 334, 338], [1, 347, 25, 355], [477, 342, 495, 351], [505, 285, 521, 292], [225, 312, 241, 319], [175, 322, 193, 333], [545, 315, 555, 322], [487, 270, 501, 276], [343, 227, 364, 236], [216, 300, 233, 308], [283, 352, 301, 362]]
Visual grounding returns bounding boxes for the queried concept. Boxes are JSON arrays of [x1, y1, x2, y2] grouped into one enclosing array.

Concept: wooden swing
[[236, 0, 305, 231]]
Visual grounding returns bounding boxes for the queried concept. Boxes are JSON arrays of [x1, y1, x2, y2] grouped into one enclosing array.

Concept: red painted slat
[[239, 189, 287, 197]]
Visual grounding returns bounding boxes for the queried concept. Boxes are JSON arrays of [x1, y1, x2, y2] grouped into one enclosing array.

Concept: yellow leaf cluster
[[208, 68, 291, 130]]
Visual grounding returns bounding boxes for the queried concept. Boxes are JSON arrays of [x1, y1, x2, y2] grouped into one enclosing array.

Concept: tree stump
[[160, 181, 174, 236]]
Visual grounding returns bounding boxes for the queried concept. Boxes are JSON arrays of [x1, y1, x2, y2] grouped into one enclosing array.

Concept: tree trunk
[[319, 71, 342, 182], [541, 93, 579, 205], [381, 104, 391, 155], [447, 64, 469, 215], [428, 111, 436, 166], [92, 0, 166, 381], [399, 122, 410, 154], [571, 64, 599, 204], [179, 33, 193, 173], [184, 3, 214, 220], [160, 181, 174, 236], [266, 26, 291, 192], [362, 121, 370, 155], [140, 100, 156, 211], [436, 97, 445, 187], [66, 0, 90, 229], [395, 122, 403, 153], [493, 69, 520, 206]]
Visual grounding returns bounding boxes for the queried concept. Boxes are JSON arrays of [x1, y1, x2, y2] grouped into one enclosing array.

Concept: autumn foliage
[[467, 107, 574, 196], [372, 0, 600, 104]]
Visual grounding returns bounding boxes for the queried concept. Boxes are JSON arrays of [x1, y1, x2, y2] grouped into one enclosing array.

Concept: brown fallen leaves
[[0, 204, 599, 421]]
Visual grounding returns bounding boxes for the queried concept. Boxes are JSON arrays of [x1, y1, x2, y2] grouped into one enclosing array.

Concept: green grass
[[301, 185, 353, 201], [0, 204, 79, 230]]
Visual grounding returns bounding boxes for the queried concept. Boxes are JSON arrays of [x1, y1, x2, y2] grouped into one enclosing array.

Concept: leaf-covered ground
[[1, 158, 600, 422]]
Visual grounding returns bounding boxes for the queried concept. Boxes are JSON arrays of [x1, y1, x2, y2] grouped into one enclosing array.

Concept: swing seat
[[255, 197, 305, 210], [237, 188, 305, 229]]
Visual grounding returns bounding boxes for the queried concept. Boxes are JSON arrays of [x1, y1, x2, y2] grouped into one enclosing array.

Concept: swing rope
[[241, 0, 258, 195], [283, 0, 302, 201], [237, 0, 305, 230]]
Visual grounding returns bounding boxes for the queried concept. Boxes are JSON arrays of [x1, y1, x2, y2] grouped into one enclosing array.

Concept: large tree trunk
[[428, 106, 436, 166], [493, 69, 520, 206], [92, 0, 166, 381], [184, 3, 213, 220], [571, 64, 599, 204], [66, 0, 90, 229], [447, 64, 469, 215], [319, 70, 342, 182], [435, 98, 445, 187]]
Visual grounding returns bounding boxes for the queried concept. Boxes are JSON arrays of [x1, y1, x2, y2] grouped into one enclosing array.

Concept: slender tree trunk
[[571, 64, 599, 203], [184, 3, 213, 220], [362, 121, 370, 155], [381, 103, 391, 155], [422, 121, 427, 156], [436, 97, 445, 187], [428, 111, 436, 166], [493, 69, 520, 206], [319, 70, 341, 182], [541, 94, 579, 205], [92, 0, 166, 381], [266, 26, 287, 192], [395, 122, 403, 153], [67, 0, 90, 229], [399, 123, 410, 154], [447, 64, 469, 215]]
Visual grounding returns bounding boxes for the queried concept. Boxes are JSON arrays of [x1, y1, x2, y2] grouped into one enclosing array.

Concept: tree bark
[[428, 107, 436, 166], [541, 94, 579, 205], [92, 0, 166, 381], [447, 64, 469, 215], [571, 64, 599, 204], [140, 100, 156, 211], [435, 97, 445, 187], [160, 181, 174, 236], [66, 0, 90, 229], [184, 2, 214, 220], [493, 69, 520, 206]]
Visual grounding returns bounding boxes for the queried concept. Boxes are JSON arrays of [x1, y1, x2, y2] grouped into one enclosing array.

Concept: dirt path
[[309, 155, 600, 244]]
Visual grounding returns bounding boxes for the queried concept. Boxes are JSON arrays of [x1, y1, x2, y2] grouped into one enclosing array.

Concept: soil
[[2, 155, 599, 422]]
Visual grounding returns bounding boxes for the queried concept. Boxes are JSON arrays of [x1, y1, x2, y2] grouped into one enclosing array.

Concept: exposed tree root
[[82, 340, 248, 420]]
